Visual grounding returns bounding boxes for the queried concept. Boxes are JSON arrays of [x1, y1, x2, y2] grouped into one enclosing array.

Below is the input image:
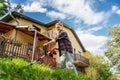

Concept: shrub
[[0, 56, 90, 80]]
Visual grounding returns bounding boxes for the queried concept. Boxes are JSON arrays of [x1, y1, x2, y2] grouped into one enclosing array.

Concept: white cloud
[[10, 3, 17, 9], [11, 0, 112, 25], [86, 26, 103, 33], [46, 11, 66, 19], [11, 0, 47, 13], [112, 5, 120, 15], [112, 6, 118, 11], [47, 0, 106, 25], [23, 2, 47, 13], [76, 29, 108, 56], [116, 10, 120, 15]]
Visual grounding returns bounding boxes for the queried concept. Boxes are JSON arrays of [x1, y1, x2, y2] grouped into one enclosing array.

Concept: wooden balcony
[[74, 53, 89, 67]]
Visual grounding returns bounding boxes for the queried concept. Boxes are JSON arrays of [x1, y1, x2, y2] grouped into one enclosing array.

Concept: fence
[[0, 37, 32, 61], [0, 36, 56, 67]]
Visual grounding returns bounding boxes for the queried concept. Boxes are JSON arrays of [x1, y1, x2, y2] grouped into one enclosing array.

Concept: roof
[[0, 11, 46, 26], [0, 21, 51, 41], [0, 21, 15, 33], [0, 11, 86, 52]]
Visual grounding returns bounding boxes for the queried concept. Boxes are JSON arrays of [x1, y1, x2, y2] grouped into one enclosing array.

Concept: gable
[[10, 18, 47, 33]]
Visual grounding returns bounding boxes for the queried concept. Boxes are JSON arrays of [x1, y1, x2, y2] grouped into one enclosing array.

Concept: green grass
[[0, 55, 90, 80]]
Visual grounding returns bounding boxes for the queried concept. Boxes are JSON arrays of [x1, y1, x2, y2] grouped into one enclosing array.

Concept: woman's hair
[[55, 21, 63, 27]]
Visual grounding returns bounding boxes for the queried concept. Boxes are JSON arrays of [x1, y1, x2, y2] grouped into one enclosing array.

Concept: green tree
[[0, 0, 10, 17], [84, 51, 112, 80], [105, 25, 120, 71], [14, 4, 24, 13]]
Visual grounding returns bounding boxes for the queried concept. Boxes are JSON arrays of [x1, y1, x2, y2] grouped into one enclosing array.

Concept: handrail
[[74, 53, 89, 65]]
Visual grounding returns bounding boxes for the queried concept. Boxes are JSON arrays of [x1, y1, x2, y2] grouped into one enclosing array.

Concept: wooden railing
[[0, 38, 33, 61], [74, 53, 89, 66], [0, 37, 56, 67]]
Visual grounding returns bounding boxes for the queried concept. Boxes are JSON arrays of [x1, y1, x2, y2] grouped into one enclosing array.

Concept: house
[[0, 11, 89, 73]]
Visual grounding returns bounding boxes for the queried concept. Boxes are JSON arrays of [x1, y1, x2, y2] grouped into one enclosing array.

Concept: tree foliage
[[0, 0, 24, 17], [14, 4, 24, 13], [0, 0, 9, 17], [105, 25, 120, 72], [84, 51, 112, 80]]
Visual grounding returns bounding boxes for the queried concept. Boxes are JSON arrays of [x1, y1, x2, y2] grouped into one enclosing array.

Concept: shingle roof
[[0, 11, 45, 26]]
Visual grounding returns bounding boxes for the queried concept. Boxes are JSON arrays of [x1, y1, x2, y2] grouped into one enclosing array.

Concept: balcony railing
[[74, 53, 89, 67], [0, 36, 57, 67]]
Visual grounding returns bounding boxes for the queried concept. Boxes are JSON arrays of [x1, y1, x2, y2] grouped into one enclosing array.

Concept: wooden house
[[0, 11, 89, 73]]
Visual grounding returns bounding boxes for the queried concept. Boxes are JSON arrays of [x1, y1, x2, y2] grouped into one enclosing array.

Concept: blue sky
[[10, 0, 120, 56]]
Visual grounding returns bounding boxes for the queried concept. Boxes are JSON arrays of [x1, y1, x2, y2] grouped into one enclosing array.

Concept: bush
[[0, 56, 90, 80]]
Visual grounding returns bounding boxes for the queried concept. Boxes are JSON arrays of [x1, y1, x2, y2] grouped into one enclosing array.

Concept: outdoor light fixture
[[32, 25, 41, 32], [28, 26, 36, 31]]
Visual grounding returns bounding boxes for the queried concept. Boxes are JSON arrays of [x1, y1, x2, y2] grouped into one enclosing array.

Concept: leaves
[[105, 25, 120, 78], [0, 56, 90, 80], [0, 3, 4, 7], [84, 51, 112, 80], [14, 4, 24, 13], [0, 0, 9, 17], [105, 25, 120, 66]]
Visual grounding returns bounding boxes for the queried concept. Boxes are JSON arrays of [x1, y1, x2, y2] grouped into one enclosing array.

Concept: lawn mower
[[29, 45, 58, 67]]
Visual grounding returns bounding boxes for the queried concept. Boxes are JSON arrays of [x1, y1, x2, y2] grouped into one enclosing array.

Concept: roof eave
[[0, 11, 46, 26]]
